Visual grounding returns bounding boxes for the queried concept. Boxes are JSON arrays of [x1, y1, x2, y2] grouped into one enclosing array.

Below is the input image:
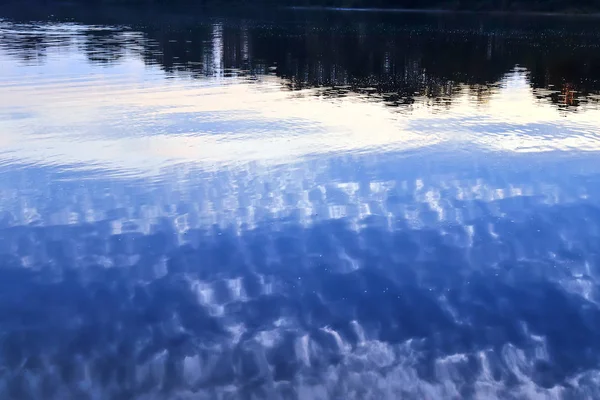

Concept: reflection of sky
[[1, 66, 600, 176], [2, 20, 600, 399], [1, 144, 600, 398], [0, 22, 600, 177]]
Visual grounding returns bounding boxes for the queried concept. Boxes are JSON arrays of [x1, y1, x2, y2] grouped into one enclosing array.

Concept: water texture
[[1, 6, 600, 399]]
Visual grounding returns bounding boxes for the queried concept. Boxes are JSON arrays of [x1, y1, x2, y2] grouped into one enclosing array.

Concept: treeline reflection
[[2, 8, 600, 111]]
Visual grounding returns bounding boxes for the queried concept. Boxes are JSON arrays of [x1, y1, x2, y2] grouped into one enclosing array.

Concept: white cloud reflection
[[1, 51, 600, 176]]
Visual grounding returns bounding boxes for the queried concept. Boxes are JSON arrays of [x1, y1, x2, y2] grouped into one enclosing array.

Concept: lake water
[[1, 4, 600, 399]]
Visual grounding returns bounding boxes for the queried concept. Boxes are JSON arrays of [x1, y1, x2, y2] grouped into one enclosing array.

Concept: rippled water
[[1, 4, 600, 399]]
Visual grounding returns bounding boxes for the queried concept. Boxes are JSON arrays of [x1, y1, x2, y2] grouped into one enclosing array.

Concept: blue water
[[1, 5, 600, 399]]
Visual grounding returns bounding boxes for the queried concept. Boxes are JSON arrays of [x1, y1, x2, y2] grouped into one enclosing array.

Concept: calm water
[[1, 5, 600, 399]]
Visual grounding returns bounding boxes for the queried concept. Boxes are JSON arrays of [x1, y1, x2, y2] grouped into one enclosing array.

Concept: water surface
[[1, 5, 600, 399]]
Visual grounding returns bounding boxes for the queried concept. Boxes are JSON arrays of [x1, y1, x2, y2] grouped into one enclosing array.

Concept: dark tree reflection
[[1, 6, 599, 110]]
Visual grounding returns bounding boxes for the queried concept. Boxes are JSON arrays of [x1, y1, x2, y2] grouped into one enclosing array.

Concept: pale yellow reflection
[[1, 62, 600, 175]]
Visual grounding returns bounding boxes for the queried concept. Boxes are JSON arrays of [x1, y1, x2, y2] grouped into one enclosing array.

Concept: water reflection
[[1, 68, 599, 175], [1, 5, 600, 400], [2, 8, 600, 112], [1, 151, 600, 399]]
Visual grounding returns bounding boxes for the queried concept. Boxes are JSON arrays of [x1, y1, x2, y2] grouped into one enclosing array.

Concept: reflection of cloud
[[3, 18, 600, 400], [1, 147, 600, 398], [1, 62, 600, 177], [2, 21, 600, 177]]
